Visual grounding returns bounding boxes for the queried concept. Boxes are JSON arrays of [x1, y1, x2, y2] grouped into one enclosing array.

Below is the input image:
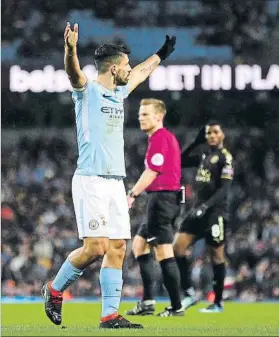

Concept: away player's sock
[[137, 253, 155, 301], [213, 262, 225, 305], [160, 257, 182, 310], [175, 256, 194, 297], [100, 268, 123, 318], [52, 258, 84, 292]]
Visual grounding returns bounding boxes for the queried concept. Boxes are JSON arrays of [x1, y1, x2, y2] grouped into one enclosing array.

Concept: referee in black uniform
[[126, 98, 183, 317]]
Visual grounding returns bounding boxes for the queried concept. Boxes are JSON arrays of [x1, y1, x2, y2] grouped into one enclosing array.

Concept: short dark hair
[[94, 43, 131, 73], [206, 120, 223, 130]]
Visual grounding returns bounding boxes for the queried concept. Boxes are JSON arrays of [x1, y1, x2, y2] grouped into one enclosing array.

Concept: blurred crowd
[[196, 0, 277, 57], [2, 0, 278, 302], [2, 0, 277, 59], [2, 129, 279, 300], [2, 0, 278, 132]]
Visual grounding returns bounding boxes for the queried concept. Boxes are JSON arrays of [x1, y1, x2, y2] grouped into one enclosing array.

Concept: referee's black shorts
[[137, 191, 180, 245]]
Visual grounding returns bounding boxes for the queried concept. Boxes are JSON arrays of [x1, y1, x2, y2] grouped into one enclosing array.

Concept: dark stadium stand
[[1, 129, 279, 300], [2, 0, 279, 301]]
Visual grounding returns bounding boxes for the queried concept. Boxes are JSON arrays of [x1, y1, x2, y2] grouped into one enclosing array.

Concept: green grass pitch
[[1, 302, 279, 336]]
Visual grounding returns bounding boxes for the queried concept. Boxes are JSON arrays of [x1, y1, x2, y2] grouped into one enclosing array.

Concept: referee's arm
[[130, 169, 158, 197]]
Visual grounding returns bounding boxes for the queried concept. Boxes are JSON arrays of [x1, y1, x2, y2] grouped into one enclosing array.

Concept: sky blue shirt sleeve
[[72, 81, 94, 102]]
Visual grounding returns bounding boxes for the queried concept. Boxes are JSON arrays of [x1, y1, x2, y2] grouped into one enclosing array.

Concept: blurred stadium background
[[2, 0, 279, 303]]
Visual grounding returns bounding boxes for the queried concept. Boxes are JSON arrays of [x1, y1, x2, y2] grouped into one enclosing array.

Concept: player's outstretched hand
[[194, 126, 206, 146], [64, 22, 78, 49], [156, 35, 176, 61]]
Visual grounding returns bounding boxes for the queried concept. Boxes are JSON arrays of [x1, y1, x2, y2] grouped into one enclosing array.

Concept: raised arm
[[128, 35, 176, 93], [64, 22, 87, 89], [181, 143, 200, 167], [181, 127, 206, 168]]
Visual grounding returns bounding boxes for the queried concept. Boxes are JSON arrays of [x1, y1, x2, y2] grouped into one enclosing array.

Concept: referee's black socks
[[160, 257, 182, 310], [213, 262, 225, 305], [137, 253, 155, 301]]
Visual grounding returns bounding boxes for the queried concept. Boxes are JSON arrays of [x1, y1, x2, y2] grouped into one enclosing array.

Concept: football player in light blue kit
[[42, 22, 176, 329]]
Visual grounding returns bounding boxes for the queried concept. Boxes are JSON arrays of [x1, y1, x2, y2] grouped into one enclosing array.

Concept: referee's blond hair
[[140, 98, 166, 115]]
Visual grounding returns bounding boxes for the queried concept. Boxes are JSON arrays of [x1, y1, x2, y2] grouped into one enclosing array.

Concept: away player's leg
[[146, 192, 184, 317], [173, 218, 199, 310], [42, 175, 111, 326], [100, 178, 143, 329], [199, 214, 226, 313], [126, 232, 156, 316]]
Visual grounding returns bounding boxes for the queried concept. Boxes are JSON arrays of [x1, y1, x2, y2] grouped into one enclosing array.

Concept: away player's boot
[[199, 302, 224, 313], [126, 300, 155, 316], [99, 313, 144, 329], [182, 287, 198, 310], [41, 282, 63, 325], [157, 306, 184, 317], [182, 295, 198, 310]]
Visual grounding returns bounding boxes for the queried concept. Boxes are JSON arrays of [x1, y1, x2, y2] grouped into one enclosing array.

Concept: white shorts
[[72, 175, 131, 240]]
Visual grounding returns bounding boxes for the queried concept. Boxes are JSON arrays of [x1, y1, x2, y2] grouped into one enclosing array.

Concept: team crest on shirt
[[151, 153, 164, 166], [210, 155, 219, 164], [89, 219, 99, 230]]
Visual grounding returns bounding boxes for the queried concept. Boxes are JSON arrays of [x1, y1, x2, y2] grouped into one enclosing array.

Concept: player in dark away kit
[[174, 121, 234, 313]]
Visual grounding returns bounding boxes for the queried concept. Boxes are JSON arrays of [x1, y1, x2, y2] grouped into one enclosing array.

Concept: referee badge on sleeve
[[151, 153, 164, 166]]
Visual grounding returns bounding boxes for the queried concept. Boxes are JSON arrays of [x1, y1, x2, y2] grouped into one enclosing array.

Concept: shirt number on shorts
[[211, 217, 224, 242]]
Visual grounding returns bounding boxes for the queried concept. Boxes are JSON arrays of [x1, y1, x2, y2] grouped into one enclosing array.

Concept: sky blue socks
[[51, 260, 123, 319], [100, 268, 123, 317], [52, 258, 84, 292]]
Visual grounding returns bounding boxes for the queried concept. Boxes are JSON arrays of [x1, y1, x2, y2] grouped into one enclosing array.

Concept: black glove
[[189, 204, 208, 219], [193, 126, 206, 146], [156, 35, 176, 61]]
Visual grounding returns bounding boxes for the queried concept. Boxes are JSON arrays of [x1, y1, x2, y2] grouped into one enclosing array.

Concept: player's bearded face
[[115, 68, 130, 85], [206, 125, 224, 147], [114, 54, 131, 86]]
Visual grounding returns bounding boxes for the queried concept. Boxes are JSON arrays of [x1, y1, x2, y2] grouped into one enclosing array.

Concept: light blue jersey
[[72, 81, 129, 177]]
